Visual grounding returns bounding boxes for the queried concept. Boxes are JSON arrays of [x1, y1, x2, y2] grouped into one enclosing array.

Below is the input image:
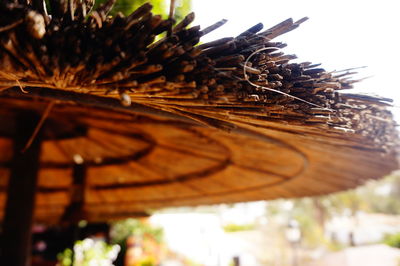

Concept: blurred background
[[37, 174, 400, 265], [32, 0, 400, 265]]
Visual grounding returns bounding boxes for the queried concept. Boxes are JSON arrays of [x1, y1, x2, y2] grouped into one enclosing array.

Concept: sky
[[191, 0, 400, 119]]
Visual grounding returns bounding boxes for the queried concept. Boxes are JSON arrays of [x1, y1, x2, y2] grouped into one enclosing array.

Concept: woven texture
[[0, 1, 398, 223]]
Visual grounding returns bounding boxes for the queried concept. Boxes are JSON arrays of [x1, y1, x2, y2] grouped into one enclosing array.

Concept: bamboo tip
[[295, 17, 309, 25]]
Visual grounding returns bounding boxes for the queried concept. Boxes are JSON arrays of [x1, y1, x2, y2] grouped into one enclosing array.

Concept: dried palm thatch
[[0, 1, 396, 144], [0, 0, 398, 224]]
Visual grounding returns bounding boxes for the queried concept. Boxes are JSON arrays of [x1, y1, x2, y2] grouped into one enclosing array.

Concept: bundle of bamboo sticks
[[0, 0, 396, 148]]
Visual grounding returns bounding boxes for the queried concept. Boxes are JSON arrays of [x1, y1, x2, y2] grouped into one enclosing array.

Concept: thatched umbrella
[[0, 0, 398, 264]]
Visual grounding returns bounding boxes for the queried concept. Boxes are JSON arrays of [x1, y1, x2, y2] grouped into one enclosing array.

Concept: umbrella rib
[[84, 174, 302, 205], [21, 101, 55, 153], [84, 131, 155, 161], [0, 87, 202, 126], [91, 158, 231, 190]]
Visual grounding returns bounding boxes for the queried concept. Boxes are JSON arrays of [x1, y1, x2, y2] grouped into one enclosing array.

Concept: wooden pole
[[1, 112, 42, 266], [62, 161, 87, 223]]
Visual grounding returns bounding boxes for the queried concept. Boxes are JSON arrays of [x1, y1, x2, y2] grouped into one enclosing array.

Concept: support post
[[62, 155, 87, 223], [61, 159, 87, 261], [1, 112, 42, 266]]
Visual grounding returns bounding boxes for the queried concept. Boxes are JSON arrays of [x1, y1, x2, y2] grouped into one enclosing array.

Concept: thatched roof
[[0, 1, 398, 223]]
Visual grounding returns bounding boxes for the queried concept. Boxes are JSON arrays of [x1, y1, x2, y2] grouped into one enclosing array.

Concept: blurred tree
[[291, 198, 329, 248], [361, 175, 400, 214], [57, 238, 120, 266], [95, 0, 166, 17], [110, 218, 163, 245], [312, 198, 327, 230], [326, 191, 366, 217], [384, 232, 400, 248], [172, 0, 193, 21], [265, 174, 400, 249], [110, 219, 163, 266]]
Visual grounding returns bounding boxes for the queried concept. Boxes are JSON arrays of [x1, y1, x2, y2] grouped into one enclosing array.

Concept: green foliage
[[294, 212, 325, 247], [172, 0, 193, 21], [325, 190, 367, 216], [288, 198, 330, 248], [264, 174, 400, 251], [58, 248, 73, 266], [223, 223, 254, 233], [110, 218, 163, 245], [363, 175, 400, 215], [95, 0, 192, 20], [384, 233, 400, 248], [136, 257, 156, 266], [95, 0, 166, 17], [57, 238, 120, 266], [109, 219, 163, 266]]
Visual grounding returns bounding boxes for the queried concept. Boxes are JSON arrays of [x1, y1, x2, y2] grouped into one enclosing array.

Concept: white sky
[[191, 0, 400, 118]]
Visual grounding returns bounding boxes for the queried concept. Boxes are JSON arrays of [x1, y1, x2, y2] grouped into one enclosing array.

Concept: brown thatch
[[0, 1, 398, 225]]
